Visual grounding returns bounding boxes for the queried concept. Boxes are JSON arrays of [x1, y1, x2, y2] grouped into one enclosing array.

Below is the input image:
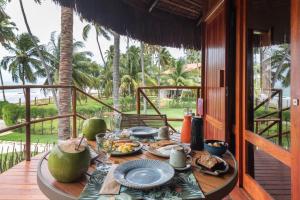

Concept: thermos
[[190, 116, 204, 150]]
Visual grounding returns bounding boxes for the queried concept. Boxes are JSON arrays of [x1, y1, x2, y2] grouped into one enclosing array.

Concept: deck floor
[[0, 154, 48, 200], [254, 149, 291, 200], [0, 154, 250, 200]]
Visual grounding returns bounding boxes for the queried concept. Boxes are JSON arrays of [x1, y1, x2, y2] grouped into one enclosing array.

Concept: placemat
[[79, 163, 205, 200]]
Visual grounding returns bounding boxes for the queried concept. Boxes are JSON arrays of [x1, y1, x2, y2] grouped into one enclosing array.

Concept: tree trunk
[[0, 68, 6, 101], [140, 42, 147, 113], [157, 54, 161, 109], [19, 0, 59, 109], [95, 27, 106, 66], [58, 6, 73, 140], [112, 32, 120, 111]]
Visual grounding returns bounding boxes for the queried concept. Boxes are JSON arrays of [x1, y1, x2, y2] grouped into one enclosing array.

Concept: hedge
[[2, 104, 20, 126]]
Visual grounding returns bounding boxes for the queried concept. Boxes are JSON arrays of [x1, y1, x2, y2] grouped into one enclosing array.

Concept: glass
[[110, 113, 122, 131], [246, 0, 291, 150], [96, 133, 115, 163]]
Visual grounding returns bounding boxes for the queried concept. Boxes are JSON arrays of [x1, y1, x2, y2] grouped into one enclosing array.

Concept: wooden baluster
[[278, 89, 283, 146], [25, 87, 31, 161]]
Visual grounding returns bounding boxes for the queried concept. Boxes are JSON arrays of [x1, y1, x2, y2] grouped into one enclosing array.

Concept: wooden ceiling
[[122, 0, 209, 25]]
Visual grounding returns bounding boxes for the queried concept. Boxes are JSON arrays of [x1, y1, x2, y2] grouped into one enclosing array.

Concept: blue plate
[[114, 159, 175, 189], [128, 126, 158, 137]]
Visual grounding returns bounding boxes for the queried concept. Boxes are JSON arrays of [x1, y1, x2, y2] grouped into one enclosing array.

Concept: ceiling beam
[[149, 0, 160, 13]]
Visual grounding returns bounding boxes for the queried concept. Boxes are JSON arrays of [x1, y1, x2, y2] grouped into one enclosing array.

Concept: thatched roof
[[52, 0, 209, 50]]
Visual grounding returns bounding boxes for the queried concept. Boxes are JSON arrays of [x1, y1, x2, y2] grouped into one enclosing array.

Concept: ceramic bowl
[[204, 140, 228, 156]]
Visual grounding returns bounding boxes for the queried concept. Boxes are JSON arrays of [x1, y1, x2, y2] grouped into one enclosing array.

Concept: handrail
[[136, 86, 202, 132], [254, 89, 284, 146], [0, 85, 124, 161], [75, 87, 122, 114]]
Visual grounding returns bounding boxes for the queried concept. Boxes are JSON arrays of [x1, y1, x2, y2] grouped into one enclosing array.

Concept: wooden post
[[196, 88, 200, 116], [25, 88, 30, 161], [137, 88, 141, 114], [278, 89, 283, 146], [72, 88, 77, 138], [34, 97, 37, 105]]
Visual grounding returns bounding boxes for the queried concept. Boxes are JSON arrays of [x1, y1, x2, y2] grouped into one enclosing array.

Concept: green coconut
[[48, 140, 90, 183], [82, 118, 107, 140]]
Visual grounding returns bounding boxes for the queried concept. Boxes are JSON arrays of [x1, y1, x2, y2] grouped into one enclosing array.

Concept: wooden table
[[37, 141, 238, 200]]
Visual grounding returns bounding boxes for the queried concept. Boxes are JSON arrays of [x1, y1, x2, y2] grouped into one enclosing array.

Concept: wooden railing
[[254, 89, 289, 146], [0, 85, 202, 162], [0, 85, 123, 161], [136, 86, 201, 132]]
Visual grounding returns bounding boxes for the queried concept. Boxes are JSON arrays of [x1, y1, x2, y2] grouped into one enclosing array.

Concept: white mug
[[158, 126, 170, 139], [169, 146, 192, 168]]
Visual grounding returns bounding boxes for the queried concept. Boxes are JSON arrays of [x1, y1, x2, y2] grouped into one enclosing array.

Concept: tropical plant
[[18, 0, 58, 107], [270, 44, 291, 88], [46, 32, 99, 90], [153, 46, 172, 108], [163, 58, 196, 86], [82, 22, 110, 66], [120, 45, 140, 95], [58, 6, 73, 140], [185, 49, 201, 64], [1, 33, 46, 89], [0, 0, 17, 101]]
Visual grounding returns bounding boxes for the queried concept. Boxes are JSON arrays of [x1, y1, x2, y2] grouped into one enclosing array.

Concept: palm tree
[[112, 31, 120, 110], [58, 6, 73, 140], [185, 49, 201, 64], [0, 2, 16, 101], [155, 47, 172, 108], [140, 41, 147, 113], [1, 33, 45, 92], [18, 0, 58, 107], [82, 23, 110, 66], [121, 45, 140, 96], [270, 44, 290, 88], [45, 32, 99, 90], [164, 59, 196, 87]]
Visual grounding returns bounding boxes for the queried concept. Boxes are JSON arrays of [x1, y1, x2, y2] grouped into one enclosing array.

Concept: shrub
[[2, 104, 20, 126], [0, 101, 9, 119]]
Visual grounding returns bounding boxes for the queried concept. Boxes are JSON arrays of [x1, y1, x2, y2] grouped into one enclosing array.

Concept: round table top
[[37, 141, 238, 200]]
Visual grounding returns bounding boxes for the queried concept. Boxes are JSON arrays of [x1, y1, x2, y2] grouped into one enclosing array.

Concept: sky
[[0, 0, 185, 85]]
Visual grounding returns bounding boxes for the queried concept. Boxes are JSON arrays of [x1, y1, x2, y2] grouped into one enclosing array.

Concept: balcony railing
[[0, 85, 123, 161]]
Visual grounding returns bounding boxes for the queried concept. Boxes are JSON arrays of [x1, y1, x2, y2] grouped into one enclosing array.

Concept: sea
[[0, 88, 52, 103]]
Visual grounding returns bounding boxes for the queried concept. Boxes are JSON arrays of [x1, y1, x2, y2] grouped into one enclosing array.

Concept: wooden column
[[25, 88, 31, 161], [235, 0, 246, 187], [72, 87, 77, 138], [291, 0, 300, 199], [136, 88, 141, 114]]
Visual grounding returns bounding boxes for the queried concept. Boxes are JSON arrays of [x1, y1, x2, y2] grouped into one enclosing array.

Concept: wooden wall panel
[[204, 1, 227, 141]]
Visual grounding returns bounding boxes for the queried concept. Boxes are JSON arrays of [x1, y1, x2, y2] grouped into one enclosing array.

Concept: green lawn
[[0, 132, 58, 144]]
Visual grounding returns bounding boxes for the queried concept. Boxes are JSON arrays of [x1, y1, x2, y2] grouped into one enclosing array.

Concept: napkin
[[99, 164, 121, 195]]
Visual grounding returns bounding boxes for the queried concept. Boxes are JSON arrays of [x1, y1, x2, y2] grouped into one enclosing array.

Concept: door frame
[[235, 0, 300, 199]]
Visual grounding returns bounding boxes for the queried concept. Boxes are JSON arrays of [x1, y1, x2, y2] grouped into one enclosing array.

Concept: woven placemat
[[79, 163, 205, 200]]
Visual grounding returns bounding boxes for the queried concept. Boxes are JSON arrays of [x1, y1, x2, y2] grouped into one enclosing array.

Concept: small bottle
[[190, 116, 204, 150]]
